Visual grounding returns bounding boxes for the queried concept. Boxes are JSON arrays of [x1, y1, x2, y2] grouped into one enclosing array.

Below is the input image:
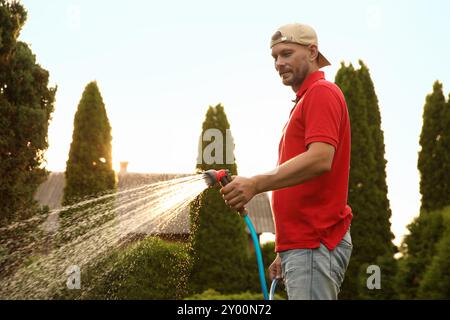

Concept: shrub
[[58, 237, 192, 299]]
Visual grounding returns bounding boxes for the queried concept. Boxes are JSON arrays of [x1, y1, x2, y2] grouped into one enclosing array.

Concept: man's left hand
[[220, 176, 258, 211]]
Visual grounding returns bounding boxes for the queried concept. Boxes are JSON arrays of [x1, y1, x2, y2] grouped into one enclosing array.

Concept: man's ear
[[308, 44, 319, 63]]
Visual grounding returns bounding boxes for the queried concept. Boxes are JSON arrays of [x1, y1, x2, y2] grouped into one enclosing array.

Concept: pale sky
[[19, 0, 450, 246]]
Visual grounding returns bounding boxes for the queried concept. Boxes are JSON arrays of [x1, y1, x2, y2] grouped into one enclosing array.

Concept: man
[[220, 23, 353, 300]]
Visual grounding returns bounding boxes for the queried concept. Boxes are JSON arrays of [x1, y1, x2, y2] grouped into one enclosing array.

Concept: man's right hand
[[268, 254, 282, 280]]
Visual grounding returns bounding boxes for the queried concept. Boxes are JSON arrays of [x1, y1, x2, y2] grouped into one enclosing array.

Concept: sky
[[18, 0, 450, 246]]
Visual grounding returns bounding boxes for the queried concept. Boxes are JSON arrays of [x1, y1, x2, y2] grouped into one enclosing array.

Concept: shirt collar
[[295, 70, 325, 102]]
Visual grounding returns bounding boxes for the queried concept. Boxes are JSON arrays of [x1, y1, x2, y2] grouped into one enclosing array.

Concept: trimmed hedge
[[58, 236, 192, 299], [185, 289, 285, 300]]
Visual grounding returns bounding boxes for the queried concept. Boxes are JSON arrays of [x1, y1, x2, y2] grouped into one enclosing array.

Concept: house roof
[[34, 172, 275, 235], [34, 172, 65, 210], [245, 192, 275, 235]]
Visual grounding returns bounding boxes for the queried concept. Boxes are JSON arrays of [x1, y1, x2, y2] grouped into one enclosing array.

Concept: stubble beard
[[282, 64, 310, 90]]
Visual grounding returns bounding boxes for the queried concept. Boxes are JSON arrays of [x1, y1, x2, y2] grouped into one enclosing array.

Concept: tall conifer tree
[[189, 104, 248, 294], [335, 61, 396, 299], [63, 82, 116, 205], [396, 82, 450, 299], [418, 81, 449, 212]]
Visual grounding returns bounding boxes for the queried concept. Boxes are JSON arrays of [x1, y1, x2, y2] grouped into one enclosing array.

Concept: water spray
[[202, 169, 274, 300]]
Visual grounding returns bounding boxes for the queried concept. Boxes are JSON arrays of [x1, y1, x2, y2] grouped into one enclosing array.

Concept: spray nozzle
[[202, 169, 232, 187], [201, 169, 247, 216]]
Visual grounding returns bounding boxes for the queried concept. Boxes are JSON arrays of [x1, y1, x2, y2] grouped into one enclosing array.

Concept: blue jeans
[[279, 228, 352, 300]]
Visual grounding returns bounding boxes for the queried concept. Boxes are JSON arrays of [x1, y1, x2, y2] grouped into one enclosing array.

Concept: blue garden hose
[[202, 169, 279, 300], [269, 278, 279, 300], [244, 215, 269, 300]]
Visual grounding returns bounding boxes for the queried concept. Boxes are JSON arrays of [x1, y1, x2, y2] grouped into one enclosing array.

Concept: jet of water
[[0, 174, 208, 299]]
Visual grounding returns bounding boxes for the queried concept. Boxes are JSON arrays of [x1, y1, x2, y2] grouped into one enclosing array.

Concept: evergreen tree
[[396, 83, 450, 299], [0, 0, 56, 224], [418, 81, 449, 212], [335, 61, 396, 299], [189, 104, 248, 294], [356, 61, 397, 298], [63, 81, 116, 205], [357, 61, 395, 253]]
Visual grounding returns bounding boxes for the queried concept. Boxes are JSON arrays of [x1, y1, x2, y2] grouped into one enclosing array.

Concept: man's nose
[[275, 58, 285, 71]]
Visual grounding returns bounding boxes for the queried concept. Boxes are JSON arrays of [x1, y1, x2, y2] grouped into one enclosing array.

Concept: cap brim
[[318, 52, 331, 68]]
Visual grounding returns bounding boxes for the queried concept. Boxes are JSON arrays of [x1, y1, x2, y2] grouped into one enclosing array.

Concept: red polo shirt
[[272, 70, 353, 252]]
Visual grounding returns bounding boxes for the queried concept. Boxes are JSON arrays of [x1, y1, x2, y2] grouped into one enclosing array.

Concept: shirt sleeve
[[302, 84, 342, 150]]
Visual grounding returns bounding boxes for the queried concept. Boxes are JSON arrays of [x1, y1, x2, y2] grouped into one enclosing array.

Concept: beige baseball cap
[[270, 23, 331, 68]]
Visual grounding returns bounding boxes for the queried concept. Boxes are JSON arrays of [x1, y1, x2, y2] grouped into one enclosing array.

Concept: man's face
[[271, 42, 312, 90]]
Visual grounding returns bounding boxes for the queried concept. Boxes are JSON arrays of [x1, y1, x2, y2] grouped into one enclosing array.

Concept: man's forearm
[[252, 150, 330, 193]]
